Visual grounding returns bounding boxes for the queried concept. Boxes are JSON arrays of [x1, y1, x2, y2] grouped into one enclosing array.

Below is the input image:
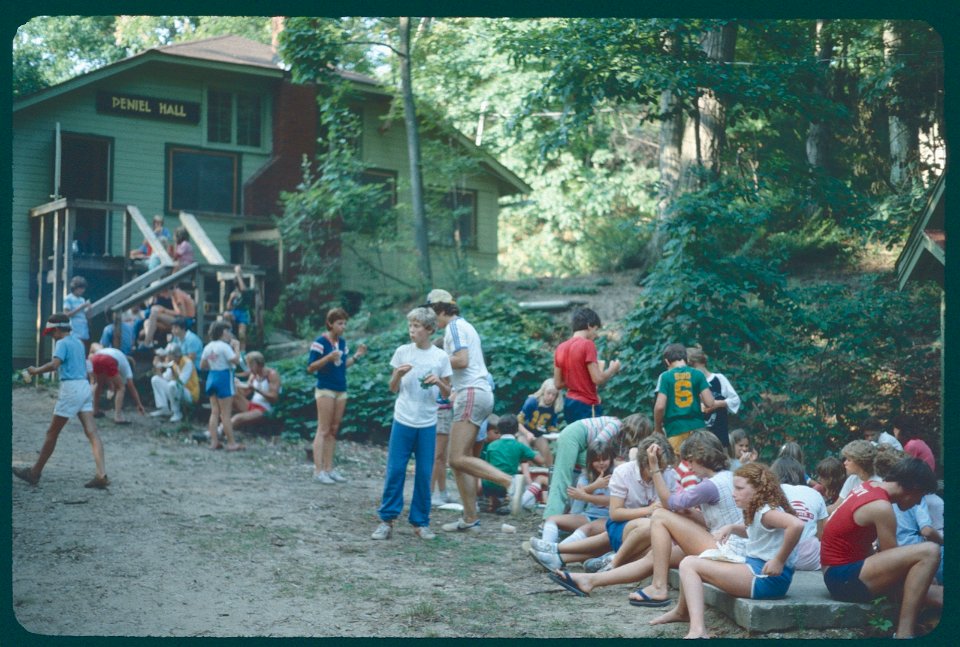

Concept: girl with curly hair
[[649, 462, 804, 639]]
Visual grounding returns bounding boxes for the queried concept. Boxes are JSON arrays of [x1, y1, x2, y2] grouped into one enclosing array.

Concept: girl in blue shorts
[[649, 462, 804, 639], [200, 320, 243, 451]]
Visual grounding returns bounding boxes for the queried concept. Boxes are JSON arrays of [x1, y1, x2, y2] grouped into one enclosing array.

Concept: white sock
[[561, 528, 587, 545], [521, 491, 536, 507], [542, 520, 559, 543]]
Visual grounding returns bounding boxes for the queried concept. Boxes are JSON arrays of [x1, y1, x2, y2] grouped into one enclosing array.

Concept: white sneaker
[[371, 522, 392, 540], [414, 526, 436, 539], [314, 471, 335, 485], [530, 548, 563, 571], [509, 474, 526, 515], [149, 409, 169, 417], [530, 537, 557, 553], [431, 491, 449, 507], [170, 412, 183, 423], [328, 469, 347, 483], [441, 518, 481, 532]]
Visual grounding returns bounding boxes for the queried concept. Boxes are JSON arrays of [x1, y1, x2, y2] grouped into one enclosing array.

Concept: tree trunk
[[398, 17, 432, 286], [884, 22, 919, 188], [679, 22, 737, 192], [805, 20, 833, 172]]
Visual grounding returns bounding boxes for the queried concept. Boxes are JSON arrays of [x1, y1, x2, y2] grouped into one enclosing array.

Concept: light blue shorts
[[205, 369, 235, 399]]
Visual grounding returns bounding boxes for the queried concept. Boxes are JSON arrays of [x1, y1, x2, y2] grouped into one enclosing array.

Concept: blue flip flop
[[548, 569, 589, 597], [629, 588, 671, 607]]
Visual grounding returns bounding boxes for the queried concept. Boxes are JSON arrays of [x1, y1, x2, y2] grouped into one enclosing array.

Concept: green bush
[[271, 289, 563, 444]]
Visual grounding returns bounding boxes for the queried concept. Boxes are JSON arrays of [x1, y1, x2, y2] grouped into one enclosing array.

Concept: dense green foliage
[[272, 290, 561, 443]]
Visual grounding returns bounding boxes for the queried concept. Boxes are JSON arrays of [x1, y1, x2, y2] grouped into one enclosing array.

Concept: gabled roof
[[15, 34, 286, 112], [896, 172, 945, 290]]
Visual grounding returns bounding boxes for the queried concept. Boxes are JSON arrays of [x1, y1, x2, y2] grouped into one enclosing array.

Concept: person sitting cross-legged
[[230, 351, 282, 432]]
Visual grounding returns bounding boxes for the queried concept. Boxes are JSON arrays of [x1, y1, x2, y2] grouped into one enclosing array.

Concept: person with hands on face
[[728, 428, 758, 470]]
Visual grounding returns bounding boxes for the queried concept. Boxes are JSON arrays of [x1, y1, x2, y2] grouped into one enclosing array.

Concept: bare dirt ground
[[11, 384, 862, 640]]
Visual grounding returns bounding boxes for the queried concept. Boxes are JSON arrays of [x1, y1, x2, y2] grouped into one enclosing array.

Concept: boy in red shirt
[[820, 457, 941, 638], [553, 308, 620, 423]]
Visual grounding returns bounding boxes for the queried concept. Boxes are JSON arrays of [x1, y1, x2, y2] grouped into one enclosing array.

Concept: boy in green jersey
[[653, 343, 718, 453]]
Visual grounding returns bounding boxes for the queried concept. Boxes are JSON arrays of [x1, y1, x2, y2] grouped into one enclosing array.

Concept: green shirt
[[481, 436, 537, 489], [657, 365, 711, 438]]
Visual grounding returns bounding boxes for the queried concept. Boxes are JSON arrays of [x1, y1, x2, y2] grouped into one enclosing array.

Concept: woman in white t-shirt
[[371, 308, 453, 541], [200, 321, 243, 451], [650, 462, 804, 639], [772, 456, 828, 570]]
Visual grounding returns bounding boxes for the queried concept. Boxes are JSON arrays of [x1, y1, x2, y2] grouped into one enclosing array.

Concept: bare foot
[[554, 568, 594, 595], [209, 443, 222, 450], [684, 632, 711, 639], [629, 585, 670, 604], [225, 444, 246, 452], [649, 605, 688, 626]]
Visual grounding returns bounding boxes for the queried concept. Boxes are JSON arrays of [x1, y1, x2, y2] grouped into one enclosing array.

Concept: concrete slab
[[668, 569, 882, 633]]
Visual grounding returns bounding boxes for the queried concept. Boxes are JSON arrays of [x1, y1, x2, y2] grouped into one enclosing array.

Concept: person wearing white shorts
[[13, 313, 108, 489]]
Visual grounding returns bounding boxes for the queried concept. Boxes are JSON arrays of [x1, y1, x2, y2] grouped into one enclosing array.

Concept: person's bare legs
[[17, 415, 70, 482], [533, 436, 553, 467], [562, 549, 664, 595], [217, 395, 243, 450], [432, 432, 449, 494], [77, 411, 107, 479], [659, 556, 754, 638], [313, 396, 346, 473], [858, 542, 941, 637], [231, 408, 264, 432], [633, 509, 717, 603], [611, 518, 653, 567], [142, 309, 160, 346], [448, 420, 482, 523], [208, 395, 223, 449], [556, 532, 613, 563], [111, 375, 127, 422]]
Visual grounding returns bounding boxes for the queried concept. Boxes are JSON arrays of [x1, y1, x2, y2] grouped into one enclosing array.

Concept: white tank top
[[250, 373, 274, 413]]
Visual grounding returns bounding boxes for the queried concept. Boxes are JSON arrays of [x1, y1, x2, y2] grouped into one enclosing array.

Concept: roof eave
[[15, 49, 285, 113]]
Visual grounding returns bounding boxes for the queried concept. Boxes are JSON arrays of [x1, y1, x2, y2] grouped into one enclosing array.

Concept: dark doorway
[[59, 132, 112, 256]]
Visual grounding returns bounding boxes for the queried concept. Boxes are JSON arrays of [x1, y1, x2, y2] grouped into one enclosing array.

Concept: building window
[[167, 146, 240, 215], [207, 90, 233, 144], [236, 93, 262, 147], [207, 89, 262, 148], [428, 189, 478, 249], [355, 169, 397, 235]]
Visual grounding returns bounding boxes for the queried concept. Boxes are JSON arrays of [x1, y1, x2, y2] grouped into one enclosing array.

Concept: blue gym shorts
[[746, 556, 794, 599], [205, 369, 235, 399], [822, 561, 874, 603], [605, 518, 629, 552]]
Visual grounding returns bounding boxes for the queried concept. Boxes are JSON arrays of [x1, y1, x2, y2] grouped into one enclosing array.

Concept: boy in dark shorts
[[820, 457, 942, 638]]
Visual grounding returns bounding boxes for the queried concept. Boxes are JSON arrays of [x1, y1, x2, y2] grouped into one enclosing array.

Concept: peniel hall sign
[[96, 91, 200, 124]]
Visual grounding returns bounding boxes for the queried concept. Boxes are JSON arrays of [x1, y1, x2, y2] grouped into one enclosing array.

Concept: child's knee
[[679, 555, 699, 573]]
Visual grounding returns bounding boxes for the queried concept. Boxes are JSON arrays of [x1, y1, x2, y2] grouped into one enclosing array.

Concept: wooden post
[[64, 206, 75, 296], [122, 206, 131, 285], [256, 279, 265, 349], [112, 311, 122, 351], [195, 269, 206, 341], [35, 214, 47, 369], [52, 209, 62, 314]]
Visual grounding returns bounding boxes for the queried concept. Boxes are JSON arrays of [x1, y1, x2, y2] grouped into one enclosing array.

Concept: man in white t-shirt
[[89, 344, 146, 424], [424, 289, 514, 533]]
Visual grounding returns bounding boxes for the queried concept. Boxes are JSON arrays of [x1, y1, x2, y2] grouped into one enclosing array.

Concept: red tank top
[[820, 482, 890, 566]]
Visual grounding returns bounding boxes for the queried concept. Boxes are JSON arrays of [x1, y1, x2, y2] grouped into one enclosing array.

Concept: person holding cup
[[309, 307, 368, 484]]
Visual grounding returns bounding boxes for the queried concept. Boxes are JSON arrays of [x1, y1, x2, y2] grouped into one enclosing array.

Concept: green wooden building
[[11, 35, 530, 365]]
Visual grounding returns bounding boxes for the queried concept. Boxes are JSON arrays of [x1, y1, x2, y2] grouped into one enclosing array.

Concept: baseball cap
[[423, 289, 455, 306]]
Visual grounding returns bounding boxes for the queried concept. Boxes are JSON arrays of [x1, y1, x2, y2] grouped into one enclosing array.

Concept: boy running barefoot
[[13, 313, 108, 489]]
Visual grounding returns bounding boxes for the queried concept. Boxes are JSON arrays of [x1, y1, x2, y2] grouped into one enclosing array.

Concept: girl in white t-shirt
[[200, 321, 243, 451], [371, 308, 453, 541], [650, 462, 804, 639]]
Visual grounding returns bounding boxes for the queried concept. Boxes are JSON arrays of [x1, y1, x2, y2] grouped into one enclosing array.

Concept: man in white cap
[[13, 313, 109, 489], [424, 289, 517, 531]]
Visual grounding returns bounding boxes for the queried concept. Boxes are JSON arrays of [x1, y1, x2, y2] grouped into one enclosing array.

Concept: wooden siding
[[12, 62, 278, 361], [340, 98, 504, 294]]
